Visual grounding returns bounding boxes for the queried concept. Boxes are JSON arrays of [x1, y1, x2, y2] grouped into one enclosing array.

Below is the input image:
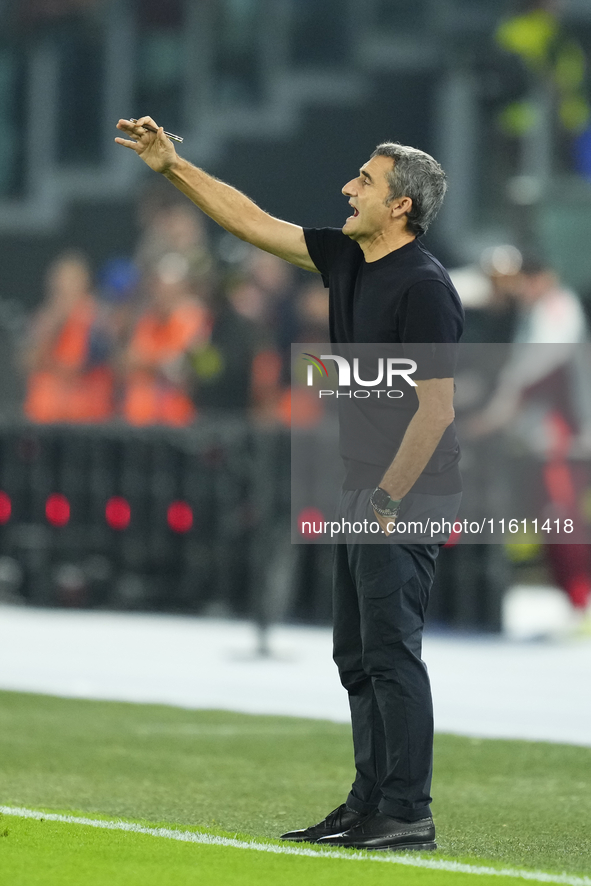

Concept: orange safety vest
[[122, 301, 209, 426], [25, 300, 113, 423]]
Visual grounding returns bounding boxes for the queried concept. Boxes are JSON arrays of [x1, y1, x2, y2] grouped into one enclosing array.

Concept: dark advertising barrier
[[0, 414, 515, 631], [0, 420, 280, 617]]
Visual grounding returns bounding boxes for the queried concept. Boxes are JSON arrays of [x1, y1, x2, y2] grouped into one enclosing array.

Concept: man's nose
[[342, 179, 356, 196]]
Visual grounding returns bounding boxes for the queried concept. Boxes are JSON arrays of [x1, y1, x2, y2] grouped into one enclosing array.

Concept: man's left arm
[[374, 377, 455, 535]]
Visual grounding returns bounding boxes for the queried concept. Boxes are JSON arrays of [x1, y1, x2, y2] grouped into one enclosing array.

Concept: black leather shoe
[[280, 803, 371, 843], [316, 810, 436, 851]]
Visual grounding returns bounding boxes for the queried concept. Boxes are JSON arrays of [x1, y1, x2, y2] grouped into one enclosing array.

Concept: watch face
[[372, 488, 391, 509]]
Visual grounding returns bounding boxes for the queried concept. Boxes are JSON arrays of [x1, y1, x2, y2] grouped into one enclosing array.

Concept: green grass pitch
[[0, 690, 589, 884]]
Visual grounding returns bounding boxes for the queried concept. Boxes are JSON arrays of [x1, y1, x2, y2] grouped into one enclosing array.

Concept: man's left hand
[[373, 509, 395, 537]]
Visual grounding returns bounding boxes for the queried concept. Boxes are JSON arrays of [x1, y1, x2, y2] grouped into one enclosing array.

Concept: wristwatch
[[370, 487, 403, 518]]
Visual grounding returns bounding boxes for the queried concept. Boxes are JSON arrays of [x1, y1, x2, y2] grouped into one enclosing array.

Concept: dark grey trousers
[[332, 489, 461, 822]]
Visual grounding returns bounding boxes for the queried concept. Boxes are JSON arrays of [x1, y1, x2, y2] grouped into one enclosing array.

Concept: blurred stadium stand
[[2, 0, 591, 295], [1, 0, 591, 632]]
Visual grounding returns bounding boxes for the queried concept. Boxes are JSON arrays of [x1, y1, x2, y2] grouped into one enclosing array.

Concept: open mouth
[[348, 205, 359, 219]]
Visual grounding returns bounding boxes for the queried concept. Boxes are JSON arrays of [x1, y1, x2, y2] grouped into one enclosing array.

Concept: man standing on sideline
[[115, 118, 463, 851]]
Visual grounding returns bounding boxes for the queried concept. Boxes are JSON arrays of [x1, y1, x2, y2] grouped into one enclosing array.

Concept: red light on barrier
[[167, 501, 193, 533], [46, 493, 70, 527], [105, 497, 131, 530], [443, 527, 462, 548], [0, 491, 11, 524], [298, 506, 325, 538]]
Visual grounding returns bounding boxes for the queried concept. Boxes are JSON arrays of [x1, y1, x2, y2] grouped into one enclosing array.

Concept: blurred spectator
[[450, 245, 521, 344], [92, 257, 141, 361], [120, 253, 210, 426], [186, 275, 257, 413], [229, 248, 298, 351], [294, 280, 329, 343], [135, 186, 213, 279], [495, 1, 591, 163], [470, 253, 590, 435], [227, 248, 298, 423], [514, 254, 587, 344], [23, 251, 114, 423], [274, 279, 330, 428], [469, 254, 591, 628]]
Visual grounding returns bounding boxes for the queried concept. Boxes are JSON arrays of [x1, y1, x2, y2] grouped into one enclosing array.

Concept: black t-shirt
[[303, 227, 464, 493]]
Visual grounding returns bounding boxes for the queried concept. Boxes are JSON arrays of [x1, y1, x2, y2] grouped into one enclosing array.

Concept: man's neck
[[358, 228, 416, 263]]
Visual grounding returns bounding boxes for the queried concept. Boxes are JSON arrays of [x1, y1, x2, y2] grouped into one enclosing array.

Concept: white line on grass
[[1, 806, 589, 886]]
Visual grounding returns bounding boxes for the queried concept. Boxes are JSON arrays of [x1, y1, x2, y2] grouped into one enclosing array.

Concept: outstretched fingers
[[114, 115, 176, 171], [114, 136, 140, 150], [115, 118, 154, 151]]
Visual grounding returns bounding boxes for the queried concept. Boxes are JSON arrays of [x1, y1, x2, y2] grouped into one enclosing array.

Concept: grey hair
[[371, 142, 447, 236]]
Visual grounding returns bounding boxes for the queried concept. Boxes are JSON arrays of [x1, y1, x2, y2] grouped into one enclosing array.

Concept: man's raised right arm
[[115, 116, 318, 273]]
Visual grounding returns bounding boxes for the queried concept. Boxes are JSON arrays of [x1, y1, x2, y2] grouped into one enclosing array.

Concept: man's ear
[[390, 196, 412, 219]]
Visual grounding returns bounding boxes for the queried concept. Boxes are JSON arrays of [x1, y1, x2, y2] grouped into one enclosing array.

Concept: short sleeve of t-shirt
[[399, 279, 463, 378], [303, 227, 349, 287], [399, 279, 462, 342]]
